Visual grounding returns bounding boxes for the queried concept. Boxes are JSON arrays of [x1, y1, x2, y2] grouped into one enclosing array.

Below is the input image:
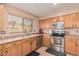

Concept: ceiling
[[8, 3, 79, 20]]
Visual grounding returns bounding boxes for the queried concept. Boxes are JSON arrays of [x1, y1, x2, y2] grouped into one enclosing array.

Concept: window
[[23, 18, 32, 33], [8, 14, 23, 34], [8, 14, 33, 34]]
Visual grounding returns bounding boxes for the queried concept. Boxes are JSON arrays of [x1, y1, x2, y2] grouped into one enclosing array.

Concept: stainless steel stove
[[51, 36, 64, 53], [46, 22, 66, 56]]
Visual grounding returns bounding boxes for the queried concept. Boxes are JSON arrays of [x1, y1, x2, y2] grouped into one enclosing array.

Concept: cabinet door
[[75, 13, 79, 28], [0, 5, 4, 30], [0, 5, 7, 30], [31, 37, 36, 51], [42, 34, 51, 47], [11, 46, 18, 56], [3, 48, 12, 56], [51, 17, 59, 23], [17, 45, 22, 56], [3, 46, 18, 56], [77, 39, 79, 56], [63, 14, 75, 28], [39, 20, 46, 29], [69, 38, 77, 55], [65, 37, 77, 55], [65, 38, 70, 53], [58, 16, 64, 22], [0, 46, 3, 56], [0, 50, 3, 56], [22, 39, 31, 56], [45, 19, 52, 29]]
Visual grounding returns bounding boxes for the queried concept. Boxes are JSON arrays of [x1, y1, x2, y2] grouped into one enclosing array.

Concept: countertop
[[65, 34, 79, 38], [0, 34, 43, 45]]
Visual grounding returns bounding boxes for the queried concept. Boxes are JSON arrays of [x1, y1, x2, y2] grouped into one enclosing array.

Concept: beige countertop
[[65, 34, 79, 38], [0, 34, 43, 45]]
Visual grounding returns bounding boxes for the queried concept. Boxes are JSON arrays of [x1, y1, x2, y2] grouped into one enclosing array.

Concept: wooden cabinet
[[0, 45, 3, 56], [17, 45, 22, 56], [42, 34, 51, 47], [0, 36, 40, 56], [51, 17, 59, 23], [63, 14, 75, 28], [45, 19, 52, 29], [39, 20, 46, 29], [0, 50, 2, 56], [0, 5, 4, 30], [58, 16, 64, 22], [77, 39, 79, 56], [75, 12, 79, 28], [0, 5, 7, 31], [31, 37, 36, 51], [3, 42, 21, 56], [22, 39, 31, 56], [3, 47, 12, 56], [65, 36, 77, 55], [65, 37, 70, 53]]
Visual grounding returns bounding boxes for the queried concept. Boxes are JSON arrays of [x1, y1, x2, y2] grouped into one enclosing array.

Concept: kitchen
[[0, 3, 79, 56]]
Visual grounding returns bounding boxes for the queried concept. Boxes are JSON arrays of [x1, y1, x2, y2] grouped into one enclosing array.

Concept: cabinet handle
[[6, 50, 7, 53]]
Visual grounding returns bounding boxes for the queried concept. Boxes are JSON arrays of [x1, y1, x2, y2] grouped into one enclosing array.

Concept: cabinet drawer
[[16, 40, 22, 45], [22, 39, 30, 43], [3, 42, 14, 48]]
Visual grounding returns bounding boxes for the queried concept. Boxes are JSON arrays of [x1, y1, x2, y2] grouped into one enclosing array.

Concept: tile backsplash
[[65, 29, 79, 35], [43, 28, 79, 35]]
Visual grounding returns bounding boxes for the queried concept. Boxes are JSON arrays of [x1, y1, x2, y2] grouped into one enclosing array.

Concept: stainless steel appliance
[[52, 22, 65, 52], [46, 22, 66, 56]]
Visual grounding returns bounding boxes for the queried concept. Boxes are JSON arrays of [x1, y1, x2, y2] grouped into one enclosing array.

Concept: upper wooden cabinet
[[39, 17, 59, 29], [45, 19, 52, 29], [75, 12, 79, 28], [58, 16, 64, 22], [39, 12, 79, 29], [0, 5, 5, 30], [39, 19, 52, 29], [63, 14, 75, 28], [39, 20, 46, 29], [0, 5, 8, 31], [51, 17, 59, 23]]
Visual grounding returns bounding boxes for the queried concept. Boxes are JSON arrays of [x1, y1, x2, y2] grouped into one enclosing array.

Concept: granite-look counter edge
[[0, 34, 43, 45]]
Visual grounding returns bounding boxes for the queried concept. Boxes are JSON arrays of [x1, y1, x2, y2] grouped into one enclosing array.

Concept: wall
[[1, 4, 39, 34]]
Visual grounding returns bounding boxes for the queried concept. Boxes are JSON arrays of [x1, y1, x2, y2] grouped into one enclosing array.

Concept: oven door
[[54, 37, 62, 45]]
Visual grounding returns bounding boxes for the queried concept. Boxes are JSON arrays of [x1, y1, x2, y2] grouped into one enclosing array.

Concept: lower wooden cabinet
[[31, 37, 36, 51], [65, 36, 77, 55], [0, 35, 42, 56], [0, 46, 3, 56], [3, 43, 22, 56], [16, 45, 22, 56], [77, 39, 79, 56], [22, 39, 31, 56], [0, 50, 3, 56], [42, 34, 51, 47], [3, 48, 12, 56]]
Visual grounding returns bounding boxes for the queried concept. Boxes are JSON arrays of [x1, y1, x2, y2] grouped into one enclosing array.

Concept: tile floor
[[35, 46, 73, 56]]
